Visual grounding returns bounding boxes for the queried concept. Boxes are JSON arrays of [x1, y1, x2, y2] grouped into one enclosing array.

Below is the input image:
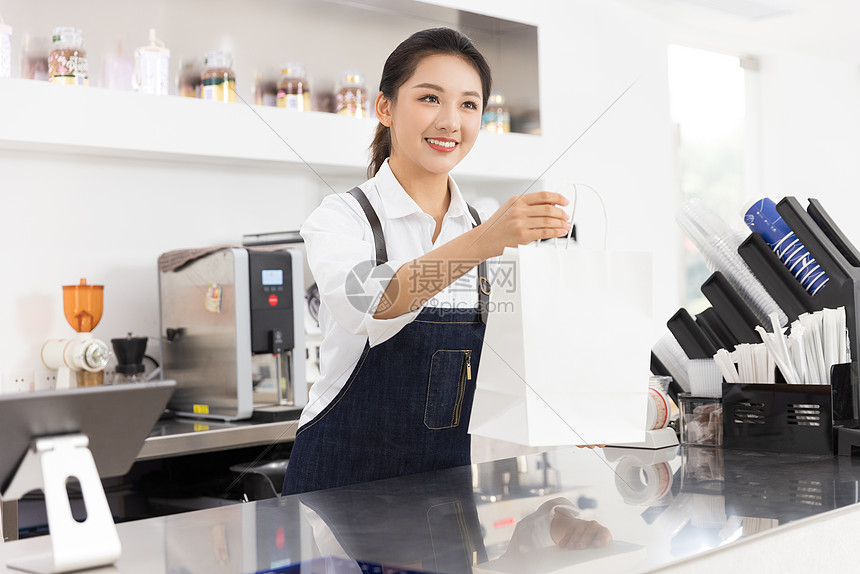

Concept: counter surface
[[138, 414, 300, 460], [3, 445, 860, 573]]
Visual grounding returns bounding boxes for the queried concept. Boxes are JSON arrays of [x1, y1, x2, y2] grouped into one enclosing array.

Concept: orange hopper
[[62, 278, 104, 333]]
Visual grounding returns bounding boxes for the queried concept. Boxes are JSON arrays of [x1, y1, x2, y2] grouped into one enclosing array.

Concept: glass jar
[[200, 50, 235, 103], [253, 71, 278, 106], [335, 70, 368, 118], [48, 27, 88, 85], [277, 62, 310, 111], [177, 58, 201, 98], [0, 16, 11, 79], [22, 35, 50, 81], [482, 92, 510, 133]]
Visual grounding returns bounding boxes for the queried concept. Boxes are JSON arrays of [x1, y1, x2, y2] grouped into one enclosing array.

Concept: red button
[[268, 294, 278, 306]]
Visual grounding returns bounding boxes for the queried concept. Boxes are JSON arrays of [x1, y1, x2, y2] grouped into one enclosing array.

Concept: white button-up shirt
[[298, 159, 488, 426]]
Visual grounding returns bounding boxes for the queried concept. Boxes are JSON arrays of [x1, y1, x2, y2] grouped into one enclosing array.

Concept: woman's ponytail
[[368, 122, 391, 178]]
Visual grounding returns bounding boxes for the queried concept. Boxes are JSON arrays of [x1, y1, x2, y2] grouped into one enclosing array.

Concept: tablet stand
[[3, 434, 120, 574], [0, 381, 176, 572]]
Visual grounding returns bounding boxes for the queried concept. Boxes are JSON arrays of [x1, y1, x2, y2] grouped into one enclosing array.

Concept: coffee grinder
[[41, 279, 111, 388], [111, 334, 148, 384]]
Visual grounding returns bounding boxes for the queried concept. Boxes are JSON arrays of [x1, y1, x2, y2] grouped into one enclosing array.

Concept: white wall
[[0, 150, 329, 384], [758, 51, 860, 240]]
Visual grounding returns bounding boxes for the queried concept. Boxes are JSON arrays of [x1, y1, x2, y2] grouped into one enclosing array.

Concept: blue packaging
[[744, 198, 829, 295]]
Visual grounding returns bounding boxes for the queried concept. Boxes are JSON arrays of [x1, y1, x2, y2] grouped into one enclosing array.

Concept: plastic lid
[[0, 15, 11, 36], [204, 50, 232, 69], [280, 62, 306, 77], [52, 27, 84, 46], [140, 28, 169, 56]]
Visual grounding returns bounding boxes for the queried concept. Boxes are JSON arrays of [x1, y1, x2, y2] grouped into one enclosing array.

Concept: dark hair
[[368, 27, 492, 178]]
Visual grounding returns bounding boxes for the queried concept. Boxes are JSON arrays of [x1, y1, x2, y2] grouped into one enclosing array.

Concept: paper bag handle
[[555, 182, 609, 251]]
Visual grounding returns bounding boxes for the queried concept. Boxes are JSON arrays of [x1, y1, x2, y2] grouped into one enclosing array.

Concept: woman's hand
[[373, 192, 569, 319], [473, 192, 571, 258], [550, 509, 612, 550]]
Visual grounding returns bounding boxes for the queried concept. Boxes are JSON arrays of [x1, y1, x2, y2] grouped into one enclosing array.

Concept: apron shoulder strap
[[347, 187, 388, 266], [346, 187, 489, 325], [466, 204, 490, 325]]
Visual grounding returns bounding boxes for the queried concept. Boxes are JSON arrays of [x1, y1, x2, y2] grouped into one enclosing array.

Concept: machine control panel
[[249, 251, 295, 354]]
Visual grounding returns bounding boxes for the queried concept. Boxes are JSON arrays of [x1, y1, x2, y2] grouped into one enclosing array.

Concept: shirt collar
[[373, 159, 476, 225]]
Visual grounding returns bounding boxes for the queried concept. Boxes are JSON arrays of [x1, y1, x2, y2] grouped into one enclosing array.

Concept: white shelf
[[0, 78, 544, 183]]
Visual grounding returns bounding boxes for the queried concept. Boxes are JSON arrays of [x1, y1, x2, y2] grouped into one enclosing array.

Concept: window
[[668, 44, 759, 312]]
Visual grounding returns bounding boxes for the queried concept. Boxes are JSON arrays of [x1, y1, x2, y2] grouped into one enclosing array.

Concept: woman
[[282, 27, 570, 496]]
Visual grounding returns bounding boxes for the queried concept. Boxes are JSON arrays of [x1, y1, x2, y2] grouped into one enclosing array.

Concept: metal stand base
[[2, 434, 121, 573]]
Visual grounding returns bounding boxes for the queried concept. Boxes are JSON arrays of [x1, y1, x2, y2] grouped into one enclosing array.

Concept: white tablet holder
[[3, 435, 120, 573], [0, 381, 176, 573]]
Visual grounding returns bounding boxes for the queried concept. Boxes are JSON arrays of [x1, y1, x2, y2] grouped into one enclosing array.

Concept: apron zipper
[[453, 350, 472, 427]]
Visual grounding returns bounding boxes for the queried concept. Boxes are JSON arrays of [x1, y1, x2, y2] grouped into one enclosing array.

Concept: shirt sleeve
[[301, 193, 421, 347]]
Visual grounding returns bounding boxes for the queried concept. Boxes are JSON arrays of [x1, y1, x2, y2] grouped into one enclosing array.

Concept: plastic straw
[[755, 326, 799, 385], [714, 348, 740, 384]]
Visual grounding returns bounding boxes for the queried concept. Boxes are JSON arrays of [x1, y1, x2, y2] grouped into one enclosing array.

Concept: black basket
[[722, 363, 856, 455]]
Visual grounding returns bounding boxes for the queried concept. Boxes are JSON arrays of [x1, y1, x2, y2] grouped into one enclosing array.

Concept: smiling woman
[[367, 27, 492, 180], [378, 54, 484, 222], [282, 27, 572, 496]]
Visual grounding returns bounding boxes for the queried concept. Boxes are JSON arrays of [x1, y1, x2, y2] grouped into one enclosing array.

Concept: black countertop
[[4, 444, 860, 573]]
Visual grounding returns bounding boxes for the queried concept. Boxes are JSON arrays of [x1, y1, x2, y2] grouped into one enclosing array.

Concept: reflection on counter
[[150, 446, 860, 574], [605, 447, 675, 507], [472, 453, 559, 503]]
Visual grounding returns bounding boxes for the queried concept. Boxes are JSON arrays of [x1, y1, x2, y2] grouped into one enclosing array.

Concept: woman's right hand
[[474, 192, 571, 258]]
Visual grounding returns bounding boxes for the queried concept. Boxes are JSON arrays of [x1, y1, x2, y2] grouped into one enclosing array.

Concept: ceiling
[[616, 0, 860, 63]]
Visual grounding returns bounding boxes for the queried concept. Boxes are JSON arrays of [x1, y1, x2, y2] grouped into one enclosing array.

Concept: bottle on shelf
[[0, 15, 11, 79], [253, 70, 278, 106], [21, 35, 50, 81], [102, 41, 134, 91], [133, 29, 170, 96], [482, 91, 510, 133], [48, 27, 88, 86], [200, 50, 236, 103], [335, 70, 368, 118], [277, 62, 310, 111], [177, 58, 201, 98]]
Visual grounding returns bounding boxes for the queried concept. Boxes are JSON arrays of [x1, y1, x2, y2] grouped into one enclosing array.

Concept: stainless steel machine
[[158, 248, 306, 420]]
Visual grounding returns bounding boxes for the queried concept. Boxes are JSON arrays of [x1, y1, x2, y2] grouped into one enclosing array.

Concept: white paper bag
[[469, 242, 652, 446]]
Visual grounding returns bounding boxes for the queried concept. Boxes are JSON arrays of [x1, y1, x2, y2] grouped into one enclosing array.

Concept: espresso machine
[[158, 248, 306, 421]]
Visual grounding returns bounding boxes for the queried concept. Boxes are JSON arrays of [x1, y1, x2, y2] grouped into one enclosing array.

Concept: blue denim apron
[[282, 188, 489, 495]]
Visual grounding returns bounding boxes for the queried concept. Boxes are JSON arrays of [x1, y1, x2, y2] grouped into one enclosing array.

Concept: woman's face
[[378, 53, 484, 180]]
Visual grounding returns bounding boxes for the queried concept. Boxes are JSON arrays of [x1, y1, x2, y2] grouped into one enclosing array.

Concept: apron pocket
[[425, 349, 472, 430]]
